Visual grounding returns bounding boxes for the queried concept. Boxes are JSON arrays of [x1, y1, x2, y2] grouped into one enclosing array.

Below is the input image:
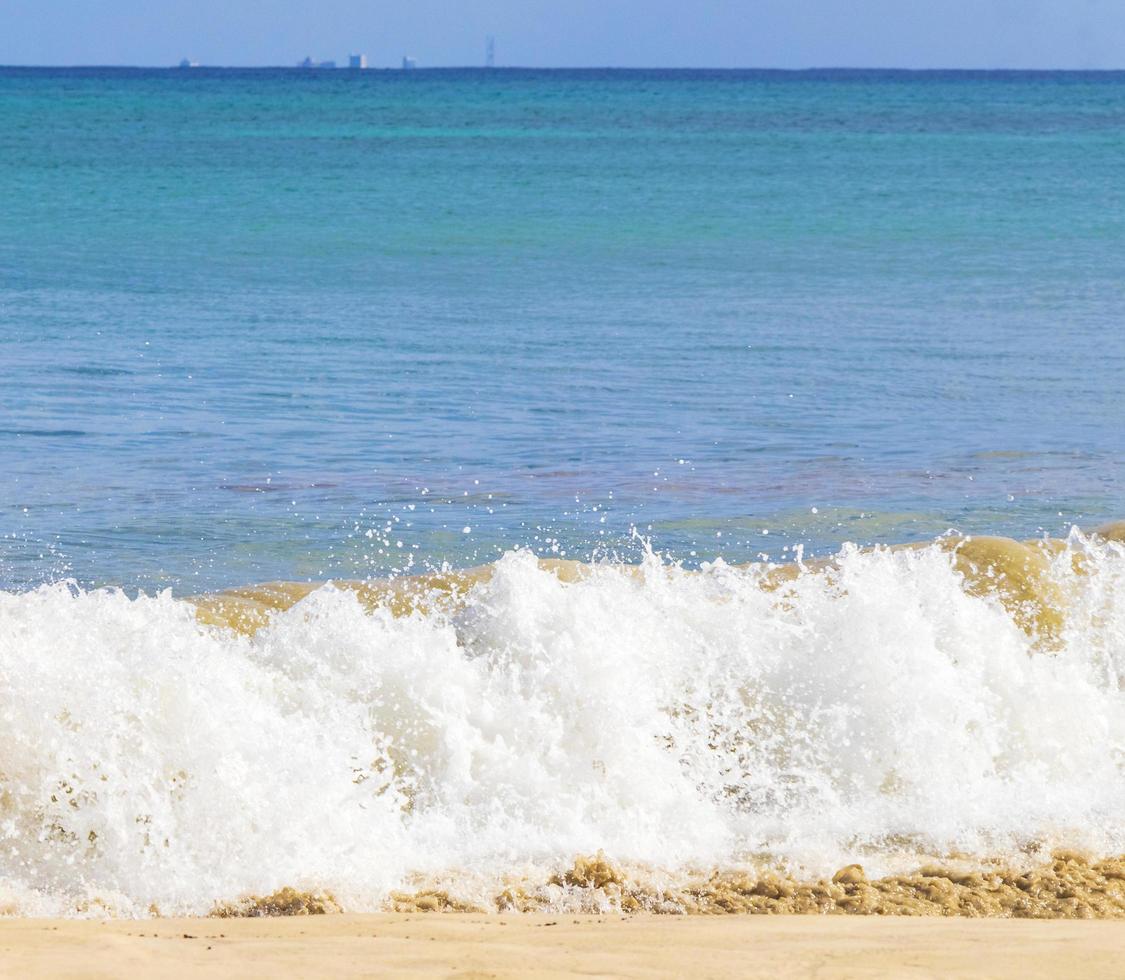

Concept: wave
[[1, 523, 1124, 917]]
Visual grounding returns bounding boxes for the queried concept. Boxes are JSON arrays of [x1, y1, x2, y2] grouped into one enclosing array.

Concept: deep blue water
[[1, 67, 1123, 592]]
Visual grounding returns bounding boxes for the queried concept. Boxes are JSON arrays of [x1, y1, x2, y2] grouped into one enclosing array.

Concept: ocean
[[1, 67, 1124, 916]]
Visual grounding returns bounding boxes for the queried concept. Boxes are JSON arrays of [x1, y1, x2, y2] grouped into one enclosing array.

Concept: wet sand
[[3, 914, 1124, 979]]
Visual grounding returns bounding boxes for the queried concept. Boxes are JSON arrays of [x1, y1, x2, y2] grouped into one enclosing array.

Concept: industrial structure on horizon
[[174, 37, 502, 71], [297, 53, 370, 69]]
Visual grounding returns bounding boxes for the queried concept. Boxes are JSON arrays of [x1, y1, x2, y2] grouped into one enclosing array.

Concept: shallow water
[[2, 68, 1124, 592]]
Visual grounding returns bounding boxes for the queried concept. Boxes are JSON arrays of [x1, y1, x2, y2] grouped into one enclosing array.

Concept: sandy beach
[[2, 914, 1124, 979]]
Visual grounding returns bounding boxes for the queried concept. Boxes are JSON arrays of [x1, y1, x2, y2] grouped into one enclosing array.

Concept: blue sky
[[2, 0, 1122, 69]]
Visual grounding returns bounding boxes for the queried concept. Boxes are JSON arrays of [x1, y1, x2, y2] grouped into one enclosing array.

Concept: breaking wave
[[1, 525, 1124, 917]]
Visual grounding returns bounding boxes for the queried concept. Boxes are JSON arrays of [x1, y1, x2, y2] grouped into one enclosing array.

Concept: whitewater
[[1, 527, 1124, 917]]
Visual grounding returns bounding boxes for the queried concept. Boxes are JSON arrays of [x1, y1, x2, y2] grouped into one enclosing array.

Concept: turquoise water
[[2, 67, 1123, 592]]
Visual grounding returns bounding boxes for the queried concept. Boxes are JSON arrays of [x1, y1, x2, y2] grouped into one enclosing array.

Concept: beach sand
[[2, 914, 1124, 979]]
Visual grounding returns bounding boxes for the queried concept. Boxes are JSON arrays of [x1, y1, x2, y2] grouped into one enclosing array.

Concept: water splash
[[1, 527, 1123, 916]]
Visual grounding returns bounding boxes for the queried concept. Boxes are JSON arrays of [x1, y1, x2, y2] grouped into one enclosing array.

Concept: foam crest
[[1, 531, 1124, 916]]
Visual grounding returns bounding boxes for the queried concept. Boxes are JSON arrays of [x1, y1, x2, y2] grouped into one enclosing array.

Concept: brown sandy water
[[190, 520, 1125, 640], [216, 851, 1125, 920]]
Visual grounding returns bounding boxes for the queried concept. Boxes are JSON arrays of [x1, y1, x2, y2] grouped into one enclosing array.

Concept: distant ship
[[178, 59, 199, 69], [402, 56, 418, 70], [298, 57, 337, 69]]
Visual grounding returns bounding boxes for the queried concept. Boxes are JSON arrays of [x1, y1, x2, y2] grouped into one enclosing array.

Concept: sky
[[1, 0, 1123, 70]]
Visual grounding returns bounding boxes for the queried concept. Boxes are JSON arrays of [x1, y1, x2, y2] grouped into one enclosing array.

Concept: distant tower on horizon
[[348, 53, 368, 69], [486, 36, 496, 68], [402, 56, 417, 70]]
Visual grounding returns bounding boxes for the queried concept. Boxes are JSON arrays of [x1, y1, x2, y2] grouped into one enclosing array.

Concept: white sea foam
[[1, 535, 1124, 916]]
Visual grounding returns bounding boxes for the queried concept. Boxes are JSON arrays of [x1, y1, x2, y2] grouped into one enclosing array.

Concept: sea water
[[1, 68, 1124, 915]]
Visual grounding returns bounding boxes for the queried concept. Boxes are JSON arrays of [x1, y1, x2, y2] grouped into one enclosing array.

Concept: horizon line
[[2, 63, 1124, 73]]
